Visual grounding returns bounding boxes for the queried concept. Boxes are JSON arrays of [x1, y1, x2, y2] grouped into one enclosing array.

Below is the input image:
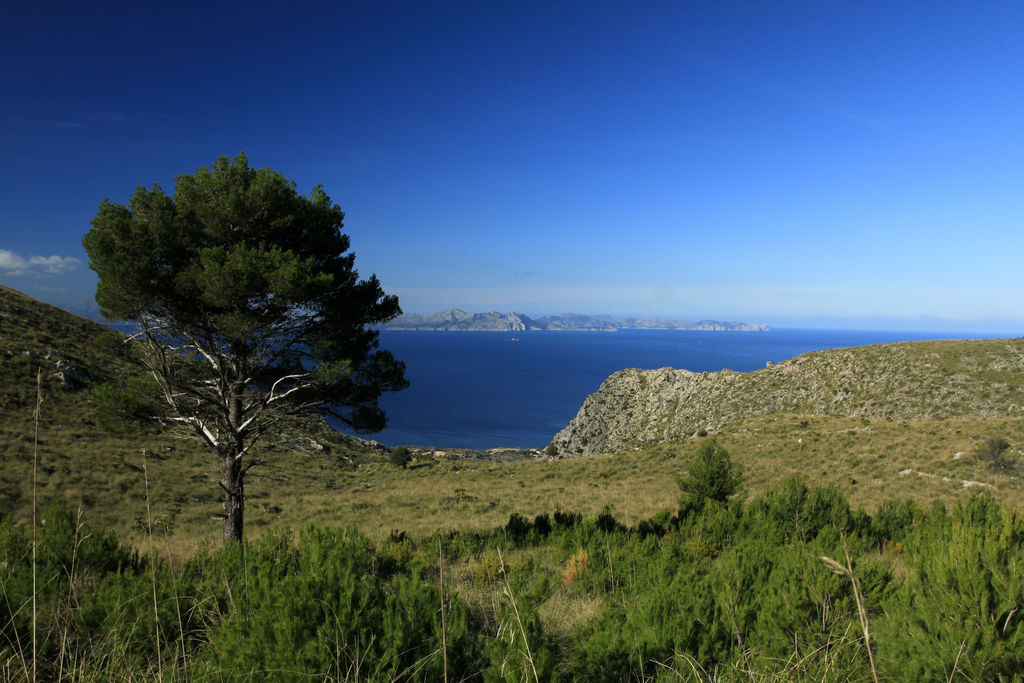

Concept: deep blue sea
[[372, 329, 1000, 449]]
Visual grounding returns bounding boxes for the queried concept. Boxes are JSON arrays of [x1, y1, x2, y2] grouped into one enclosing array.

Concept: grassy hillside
[[1, 283, 1021, 556], [0, 285, 386, 552]]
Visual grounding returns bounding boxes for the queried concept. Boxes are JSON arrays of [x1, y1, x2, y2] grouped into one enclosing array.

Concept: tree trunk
[[223, 386, 246, 543], [222, 445, 244, 543]]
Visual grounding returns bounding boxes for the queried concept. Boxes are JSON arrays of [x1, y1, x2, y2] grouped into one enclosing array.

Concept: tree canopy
[[677, 438, 745, 512], [83, 153, 407, 541]]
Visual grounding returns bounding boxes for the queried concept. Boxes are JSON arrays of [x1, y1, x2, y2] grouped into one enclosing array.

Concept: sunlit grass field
[[5, 405, 1023, 558]]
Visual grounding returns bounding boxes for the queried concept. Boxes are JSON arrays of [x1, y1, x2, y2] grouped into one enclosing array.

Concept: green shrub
[[194, 526, 478, 680], [743, 476, 861, 544], [388, 445, 412, 468], [474, 549, 504, 587], [505, 512, 531, 544], [977, 435, 1017, 471], [93, 375, 162, 431], [7, 470, 1024, 680], [553, 510, 582, 528], [0, 504, 149, 675], [876, 493, 1024, 679], [677, 439, 744, 514], [871, 498, 921, 546]]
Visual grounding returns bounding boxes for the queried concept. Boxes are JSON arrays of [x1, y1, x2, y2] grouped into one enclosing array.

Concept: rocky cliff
[[551, 338, 1024, 456]]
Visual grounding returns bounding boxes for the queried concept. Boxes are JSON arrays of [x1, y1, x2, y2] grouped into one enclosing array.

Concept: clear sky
[[2, 1, 1023, 333]]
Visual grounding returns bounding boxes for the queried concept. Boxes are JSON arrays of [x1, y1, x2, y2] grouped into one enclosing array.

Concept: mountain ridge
[[383, 309, 769, 331]]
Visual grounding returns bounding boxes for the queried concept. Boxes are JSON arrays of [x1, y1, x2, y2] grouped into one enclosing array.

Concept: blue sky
[[2, 1, 1022, 333]]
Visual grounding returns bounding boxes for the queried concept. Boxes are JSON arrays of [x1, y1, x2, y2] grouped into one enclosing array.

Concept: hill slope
[[552, 338, 1024, 456], [0, 284, 386, 546], [3, 283, 1022, 550]]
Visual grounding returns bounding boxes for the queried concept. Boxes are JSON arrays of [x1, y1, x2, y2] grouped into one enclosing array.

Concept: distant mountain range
[[382, 309, 769, 332]]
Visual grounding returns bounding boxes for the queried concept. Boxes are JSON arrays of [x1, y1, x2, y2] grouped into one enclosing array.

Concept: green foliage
[[743, 475, 861, 544], [977, 434, 1017, 471], [5, 481, 1024, 679], [2, 508, 481, 680], [474, 549, 504, 587], [389, 445, 412, 468], [82, 155, 408, 433], [93, 375, 163, 431], [193, 527, 477, 680], [871, 497, 921, 545], [0, 504, 143, 674], [89, 329, 131, 358], [505, 512, 532, 544], [85, 153, 410, 426], [82, 153, 408, 541], [875, 494, 1024, 679], [676, 438, 744, 513]]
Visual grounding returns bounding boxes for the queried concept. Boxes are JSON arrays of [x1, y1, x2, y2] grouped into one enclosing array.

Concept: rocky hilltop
[[385, 309, 769, 332], [551, 338, 1024, 456]]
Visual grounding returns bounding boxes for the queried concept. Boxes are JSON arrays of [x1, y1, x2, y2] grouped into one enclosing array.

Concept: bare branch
[[166, 416, 219, 448]]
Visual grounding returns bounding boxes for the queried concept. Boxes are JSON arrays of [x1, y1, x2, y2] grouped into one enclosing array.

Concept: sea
[[371, 328, 1006, 450]]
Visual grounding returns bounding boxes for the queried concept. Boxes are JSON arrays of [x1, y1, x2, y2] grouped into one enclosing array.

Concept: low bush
[[4, 483, 1023, 679], [388, 445, 412, 468]]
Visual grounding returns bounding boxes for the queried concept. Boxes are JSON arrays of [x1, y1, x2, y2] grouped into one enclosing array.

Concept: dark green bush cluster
[[388, 446, 412, 468], [3, 477, 1023, 680], [191, 527, 477, 680], [977, 435, 1017, 472], [0, 511, 482, 680], [93, 375, 163, 431]]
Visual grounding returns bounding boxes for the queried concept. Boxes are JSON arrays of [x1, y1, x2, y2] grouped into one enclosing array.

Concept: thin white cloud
[[0, 249, 82, 276], [91, 112, 133, 123]]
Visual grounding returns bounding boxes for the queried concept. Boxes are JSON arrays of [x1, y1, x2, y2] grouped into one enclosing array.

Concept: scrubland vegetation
[[4, 464, 1023, 680]]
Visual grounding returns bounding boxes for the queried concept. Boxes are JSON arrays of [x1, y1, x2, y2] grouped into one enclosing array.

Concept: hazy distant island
[[383, 308, 769, 332]]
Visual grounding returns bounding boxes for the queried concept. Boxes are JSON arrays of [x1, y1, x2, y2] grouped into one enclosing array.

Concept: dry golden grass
[[7, 387, 1023, 560], [251, 413, 1023, 548]]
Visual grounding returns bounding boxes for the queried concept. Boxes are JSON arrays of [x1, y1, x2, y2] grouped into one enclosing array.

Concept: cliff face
[[551, 338, 1024, 456]]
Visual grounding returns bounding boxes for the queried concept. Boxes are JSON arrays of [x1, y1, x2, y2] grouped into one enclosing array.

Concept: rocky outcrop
[[53, 358, 96, 386], [551, 338, 1024, 456]]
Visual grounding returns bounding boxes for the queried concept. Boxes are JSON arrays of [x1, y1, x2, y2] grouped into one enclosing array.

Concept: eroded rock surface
[[552, 339, 1024, 456]]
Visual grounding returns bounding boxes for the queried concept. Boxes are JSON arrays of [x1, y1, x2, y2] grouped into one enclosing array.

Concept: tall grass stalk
[[31, 369, 41, 683], [438, 539, 448, 683], [1, 531, 30, 680], [166, 547, 189, 677], [652, 651, 716, 681], [947, 639, 967, 683], [497, 549, 539, 683], [143, 449, 164, 681], [55, 507, 85, 681], [820, 545, 879, 683]]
